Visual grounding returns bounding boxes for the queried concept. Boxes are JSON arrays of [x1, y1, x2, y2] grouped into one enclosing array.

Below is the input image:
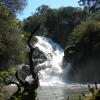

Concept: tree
[[45, 8, 59, 34], [0, 0, 27, 14], [35, 5, 50, 15], [78, 0, 100, 13], [0, 25, 40, 100], [88, 10, 100, 21], [65, 19, 100, 59], [0, 5, 26, 70], [24, 15, 46, 34], [24, 6, 84, 47], [45, 7, 84, 47], [23, 5, 50, 36]]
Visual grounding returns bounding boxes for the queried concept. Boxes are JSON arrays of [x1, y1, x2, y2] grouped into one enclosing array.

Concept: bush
[[68, 20, 100, 44]]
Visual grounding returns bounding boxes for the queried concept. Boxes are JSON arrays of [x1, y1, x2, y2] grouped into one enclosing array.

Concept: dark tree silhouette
[[78, 0, 100, 13]]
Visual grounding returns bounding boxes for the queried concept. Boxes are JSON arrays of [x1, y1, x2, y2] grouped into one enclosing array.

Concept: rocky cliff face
[[32, 47, 47, 66], [17, 47, 47, 81], [64, 45, 100, 83]]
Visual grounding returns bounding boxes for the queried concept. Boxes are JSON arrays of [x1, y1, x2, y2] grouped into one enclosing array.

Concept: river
[[1, 83, 90, 100], [37, 84, 90, 100]]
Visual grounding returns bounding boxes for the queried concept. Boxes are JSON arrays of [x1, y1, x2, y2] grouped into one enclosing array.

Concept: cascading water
[[6, 36, 95, 100], [34, 36, 65, 86]]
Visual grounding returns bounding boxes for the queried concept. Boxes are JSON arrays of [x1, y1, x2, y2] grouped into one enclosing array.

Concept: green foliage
[[24, 6, 84, 47], [68, 20, 100, 45], [78, 0, 100, 13], [83, 83, 100, 100], [54, 7, 87, 47], [0, 0, 27, 14], [12, 95, 22, 100], [43, 6, 86, 47], [87, 10, 100, 21], [13, 92, 29, 100], [0, 66, 17, 84], [23, 5, 50, 37], [0, 66, 16, 77], [0, 93, 3, 97], [35, 5, 50, 15], [0, 5, 27, 70], [65, 19, 100, 61], [24, 15, 46, 34]]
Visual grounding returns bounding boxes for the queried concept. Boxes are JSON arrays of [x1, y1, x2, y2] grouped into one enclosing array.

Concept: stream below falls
[[1, 84, 90, 100], [37, 84, 90, 100]]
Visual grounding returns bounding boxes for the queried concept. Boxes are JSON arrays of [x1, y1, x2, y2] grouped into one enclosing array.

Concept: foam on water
[[25, 75, 34, 84], [34, 36, 64, 86]]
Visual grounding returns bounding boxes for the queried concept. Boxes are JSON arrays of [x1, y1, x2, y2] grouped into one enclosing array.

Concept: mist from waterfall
[[34, 36, 66, 86]]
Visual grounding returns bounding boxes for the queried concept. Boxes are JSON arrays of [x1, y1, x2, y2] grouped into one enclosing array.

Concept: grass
[[80, 82, 100, 100]]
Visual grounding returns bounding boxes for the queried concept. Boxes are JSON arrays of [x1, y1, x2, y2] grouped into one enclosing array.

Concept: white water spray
[[34, 36, 64, 86]]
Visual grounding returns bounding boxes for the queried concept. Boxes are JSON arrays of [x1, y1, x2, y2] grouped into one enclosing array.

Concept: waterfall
[[34, 36, 65, 86]]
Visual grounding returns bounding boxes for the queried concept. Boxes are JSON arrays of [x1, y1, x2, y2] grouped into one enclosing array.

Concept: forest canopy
[[0, 0, 27, 70], [0, 0, 27, 14]]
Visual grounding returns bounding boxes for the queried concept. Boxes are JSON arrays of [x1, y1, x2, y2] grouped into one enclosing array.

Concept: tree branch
[[27, 24, 40, 48]]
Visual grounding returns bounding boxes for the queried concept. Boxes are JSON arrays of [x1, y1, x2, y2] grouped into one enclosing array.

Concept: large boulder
[[32, 47, 47, 65]]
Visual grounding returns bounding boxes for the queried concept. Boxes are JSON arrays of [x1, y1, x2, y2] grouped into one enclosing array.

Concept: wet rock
[[64, 45, 100, 83], [18, 64, 31, 82], [33, 47, 47, 65]]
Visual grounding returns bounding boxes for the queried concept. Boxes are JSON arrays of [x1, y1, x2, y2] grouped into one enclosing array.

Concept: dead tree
[[25, 24, 40, 99], [27, 24, 40, 79], [16, 24, 40, 99]]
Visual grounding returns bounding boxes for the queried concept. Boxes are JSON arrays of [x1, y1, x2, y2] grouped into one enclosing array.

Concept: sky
[[17, 0, 79, 20]]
